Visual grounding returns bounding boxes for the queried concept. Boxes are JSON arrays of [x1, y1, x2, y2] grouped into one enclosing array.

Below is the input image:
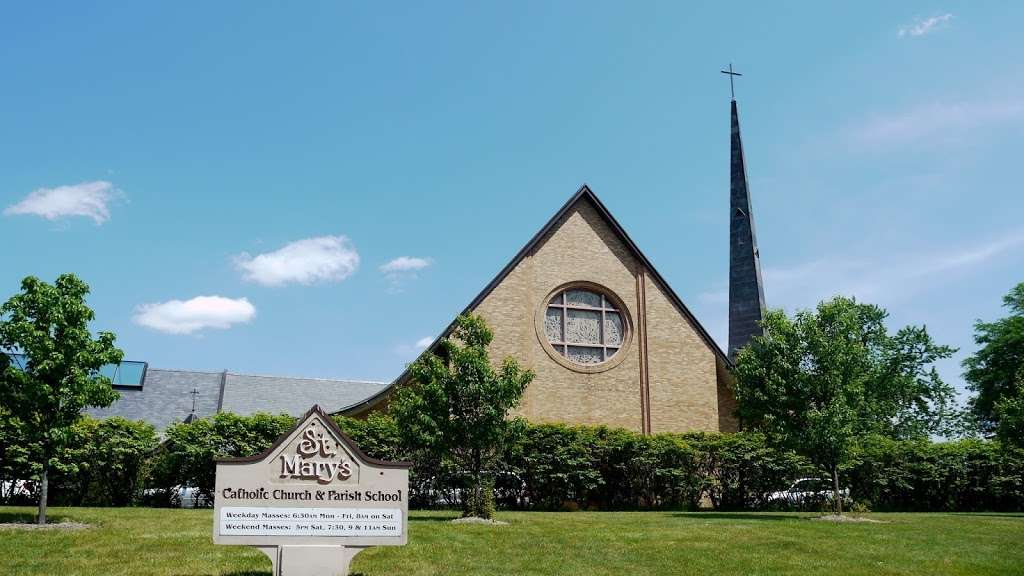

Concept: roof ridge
[[148, 367, 224, 375], [226, 372, 389, 385]]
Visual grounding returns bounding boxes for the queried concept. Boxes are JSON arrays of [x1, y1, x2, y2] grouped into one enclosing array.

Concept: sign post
[[213, 405, 411, 576]]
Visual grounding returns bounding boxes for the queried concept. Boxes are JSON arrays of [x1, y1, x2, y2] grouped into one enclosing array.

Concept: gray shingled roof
[[87, 368, 388, 433], [220, 373, 388, 418], [87, 369, 223, 433]]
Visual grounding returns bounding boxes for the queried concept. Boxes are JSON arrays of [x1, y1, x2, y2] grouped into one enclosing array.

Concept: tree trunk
[[474, 473, 483, 518], [37, 465, 48, 525], [830, 464, 842, 516], [472, 448, 483, 518]]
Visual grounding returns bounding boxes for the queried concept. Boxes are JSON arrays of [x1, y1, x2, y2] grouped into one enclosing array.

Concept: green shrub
[[49, 416, 159, 506], [149, 412, 296, 503], [48, 411, 1024, 513], [684, 431, 810, 511], [504, 423, 603, 509], [847, 435, 1024, 512], [333, 413, 403, 462]]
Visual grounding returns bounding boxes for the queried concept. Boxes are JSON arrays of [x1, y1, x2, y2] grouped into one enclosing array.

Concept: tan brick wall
[[471, 197, 728, 433], [644, 276, 720, 433], [473, 200, 643, 431], [716, 359, 740, 432]]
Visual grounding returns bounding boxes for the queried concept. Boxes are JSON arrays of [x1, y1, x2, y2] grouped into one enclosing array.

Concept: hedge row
[[3, 412, 1022, 511], [0, 416, 160, 506], [848, 436, 1024, 511], [496, 425, 810, 511]]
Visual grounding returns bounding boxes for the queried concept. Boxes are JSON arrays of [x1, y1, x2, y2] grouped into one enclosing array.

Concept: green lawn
[[1, 507, 1022, 575]]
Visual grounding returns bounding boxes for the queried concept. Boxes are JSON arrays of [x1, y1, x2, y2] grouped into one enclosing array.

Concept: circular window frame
[[534, 281, 633, 374]]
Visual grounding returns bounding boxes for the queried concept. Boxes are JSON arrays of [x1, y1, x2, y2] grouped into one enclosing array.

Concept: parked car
[[1, 479, 34, 502], [768, 478, 850, 507], [142, 485, 211, 508]]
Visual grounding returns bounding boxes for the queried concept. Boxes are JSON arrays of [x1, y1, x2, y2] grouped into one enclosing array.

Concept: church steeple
[[727, 95, 766, 360]]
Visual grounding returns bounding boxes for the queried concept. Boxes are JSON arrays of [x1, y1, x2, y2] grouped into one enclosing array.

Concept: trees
[[993, 367, 1024, 447], [391, 314, 534, 519], [0, 274, 123, 523], [964, 282, 1024, 434], [733, 296, 957, 515]]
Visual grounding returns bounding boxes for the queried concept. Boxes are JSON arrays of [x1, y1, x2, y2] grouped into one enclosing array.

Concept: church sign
[[213, 405, 411, 576]]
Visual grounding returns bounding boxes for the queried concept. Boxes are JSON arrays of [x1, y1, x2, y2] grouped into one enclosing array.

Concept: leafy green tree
[[0, 274, 123, 523], [993, 367, 1024, 447], [964, 282, 1024, 434], [391, 314, 534, 519], [733, 296, 957, 515]]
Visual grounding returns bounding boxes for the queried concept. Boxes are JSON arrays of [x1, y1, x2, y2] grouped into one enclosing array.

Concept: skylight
[[3, 352, 147, 388]]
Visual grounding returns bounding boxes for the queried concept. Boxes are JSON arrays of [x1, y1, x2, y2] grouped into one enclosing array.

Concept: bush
[[149, 412, 296, 504], [684, 431, 811, 511], [592, 428, 701, 510], [504, 424, 603, 509], [334, 413, 455, 509], [49, 416, 159, 506], [847, 436, 1024, 512], [30, 411, 1024, 513], [504, 424, 703, 511], [0, 407, 38, 504], [333, 413, 403, 462]]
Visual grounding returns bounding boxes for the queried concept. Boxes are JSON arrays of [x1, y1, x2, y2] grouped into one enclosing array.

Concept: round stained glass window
[[542, 286, 627, 367]]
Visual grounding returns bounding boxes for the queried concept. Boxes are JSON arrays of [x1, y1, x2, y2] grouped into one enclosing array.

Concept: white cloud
[[133, 296, 256, 335], [4, 181, 120, 224], [380, 256, 433, 292], [847, 99, 1024, 149], [414, 336, 434, 349], [899, 13, 953, 38], [380, 256, 433, 274], [236, 236, 360, 287]]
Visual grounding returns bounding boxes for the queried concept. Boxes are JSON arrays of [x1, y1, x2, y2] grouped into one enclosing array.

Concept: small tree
[[391, 314, 533, 519], [0, 274, 123, 523], [733, 296, 957, 515], [964, 282, 1024, 434]]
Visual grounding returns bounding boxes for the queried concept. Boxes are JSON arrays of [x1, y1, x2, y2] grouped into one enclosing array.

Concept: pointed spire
[[728, 98, 766, 360]]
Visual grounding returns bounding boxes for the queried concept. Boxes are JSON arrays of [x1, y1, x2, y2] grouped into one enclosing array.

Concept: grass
[[2, 507, 1023, 575]]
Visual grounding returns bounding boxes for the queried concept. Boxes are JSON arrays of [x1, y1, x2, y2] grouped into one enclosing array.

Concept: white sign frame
[[213, 405, 411, 576]]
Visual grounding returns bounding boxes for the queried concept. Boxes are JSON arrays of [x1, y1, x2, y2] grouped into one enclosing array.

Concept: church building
[[83, 96, 766, 436], [341, 97, 766, 435], [345, 186, 736, 433]]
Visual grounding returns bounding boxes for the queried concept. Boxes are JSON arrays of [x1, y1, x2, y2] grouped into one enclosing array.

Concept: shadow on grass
[[948, 513, 1024, 518], [674, 512, 802, 522], [209, 565, 366, 569], [0, 511, 68, 524], [409, 515, 459, 523]]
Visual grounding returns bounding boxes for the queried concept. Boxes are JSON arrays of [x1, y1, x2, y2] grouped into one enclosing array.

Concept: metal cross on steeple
[[720, 63, 742, 99], [189, 386, 200, 414]]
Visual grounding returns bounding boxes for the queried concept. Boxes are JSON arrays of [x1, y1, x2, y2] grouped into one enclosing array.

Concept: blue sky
[[2, 2, 1021, 404]]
